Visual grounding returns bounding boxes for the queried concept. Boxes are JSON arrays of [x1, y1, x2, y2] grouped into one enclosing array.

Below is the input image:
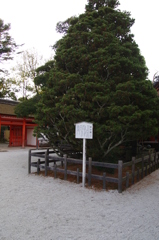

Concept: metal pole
[[82, 138, 86, 187]]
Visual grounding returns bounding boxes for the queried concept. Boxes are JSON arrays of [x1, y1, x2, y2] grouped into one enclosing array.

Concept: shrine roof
[[0, 99, 19, 116]]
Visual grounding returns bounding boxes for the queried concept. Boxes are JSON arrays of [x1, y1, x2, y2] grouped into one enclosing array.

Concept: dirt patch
[[35, 163, 119, 191]]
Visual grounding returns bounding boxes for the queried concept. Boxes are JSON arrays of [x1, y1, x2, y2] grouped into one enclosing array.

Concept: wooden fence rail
[[28, 149, 159, 193]]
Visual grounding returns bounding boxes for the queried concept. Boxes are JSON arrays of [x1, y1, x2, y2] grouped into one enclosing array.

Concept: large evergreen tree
[[33, 0, 159, 161]]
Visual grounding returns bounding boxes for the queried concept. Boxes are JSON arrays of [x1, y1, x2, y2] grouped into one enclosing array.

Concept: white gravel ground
[[0, 146, 159, 240]]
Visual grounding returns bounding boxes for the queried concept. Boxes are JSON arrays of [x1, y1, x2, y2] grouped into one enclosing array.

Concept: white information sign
[[75, 122, 93, 187], [75, 122, 93, 139]]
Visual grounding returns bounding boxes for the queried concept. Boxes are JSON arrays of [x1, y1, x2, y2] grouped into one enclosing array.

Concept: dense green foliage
[[0, 18, 17, 65], [15, 95, 41, 117], [0, 18, 20, 99], [0, 76, 18, 100], [20, 0, 159, 161]]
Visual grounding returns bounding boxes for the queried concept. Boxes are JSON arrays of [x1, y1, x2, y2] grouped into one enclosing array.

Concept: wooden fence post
[[157, 153, 159, 169], [28, 149, 31, 174], [118, 160, 123, 193], [154, 152, 157, 171], [126, 172, 129, 189], [88, 157, 92, 186], [148, 153, 151, 174], [137, 167, 139, 182], [132, 157, 135, 185], [37, 158, 40, 175], [54, 164, 57, 179], [145, 163, 147, 176], [64, 154, 67, 180], [47, 148, 49, 166], [45, 150, 48, 176]]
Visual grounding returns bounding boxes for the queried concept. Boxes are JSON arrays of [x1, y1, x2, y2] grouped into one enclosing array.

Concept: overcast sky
[[0, 0, 158, 80]]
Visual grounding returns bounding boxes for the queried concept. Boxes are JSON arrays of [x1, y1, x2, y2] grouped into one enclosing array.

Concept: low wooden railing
[[28, 149, 159, 193]]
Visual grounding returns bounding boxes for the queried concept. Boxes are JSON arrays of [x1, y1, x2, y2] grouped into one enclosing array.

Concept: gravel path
[[0, 147, 159, 240]]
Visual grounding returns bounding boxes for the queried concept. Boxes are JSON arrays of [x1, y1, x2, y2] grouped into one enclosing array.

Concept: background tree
[[0, 19, 17, 67], [15, 60, 55, 117], [0, 18, 21, 99], [33, 0, 159, 161], [0, 75, 18, 100], [11, 48, 44, 99]]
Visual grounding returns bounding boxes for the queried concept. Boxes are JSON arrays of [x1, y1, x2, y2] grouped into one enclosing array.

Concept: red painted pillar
[[22, 118, 26, 148], [9, 125, 12, 147]]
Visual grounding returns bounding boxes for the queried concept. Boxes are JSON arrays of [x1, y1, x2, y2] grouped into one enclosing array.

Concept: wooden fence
[[28, 148, 159, 193]]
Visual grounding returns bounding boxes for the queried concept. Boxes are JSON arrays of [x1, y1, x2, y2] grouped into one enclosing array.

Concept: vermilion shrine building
[[0, 99, 37, 147]]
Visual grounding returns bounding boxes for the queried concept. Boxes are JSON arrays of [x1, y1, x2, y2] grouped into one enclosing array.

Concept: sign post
[[75, 122, 93, 187], [83, 138, 86, 187]]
